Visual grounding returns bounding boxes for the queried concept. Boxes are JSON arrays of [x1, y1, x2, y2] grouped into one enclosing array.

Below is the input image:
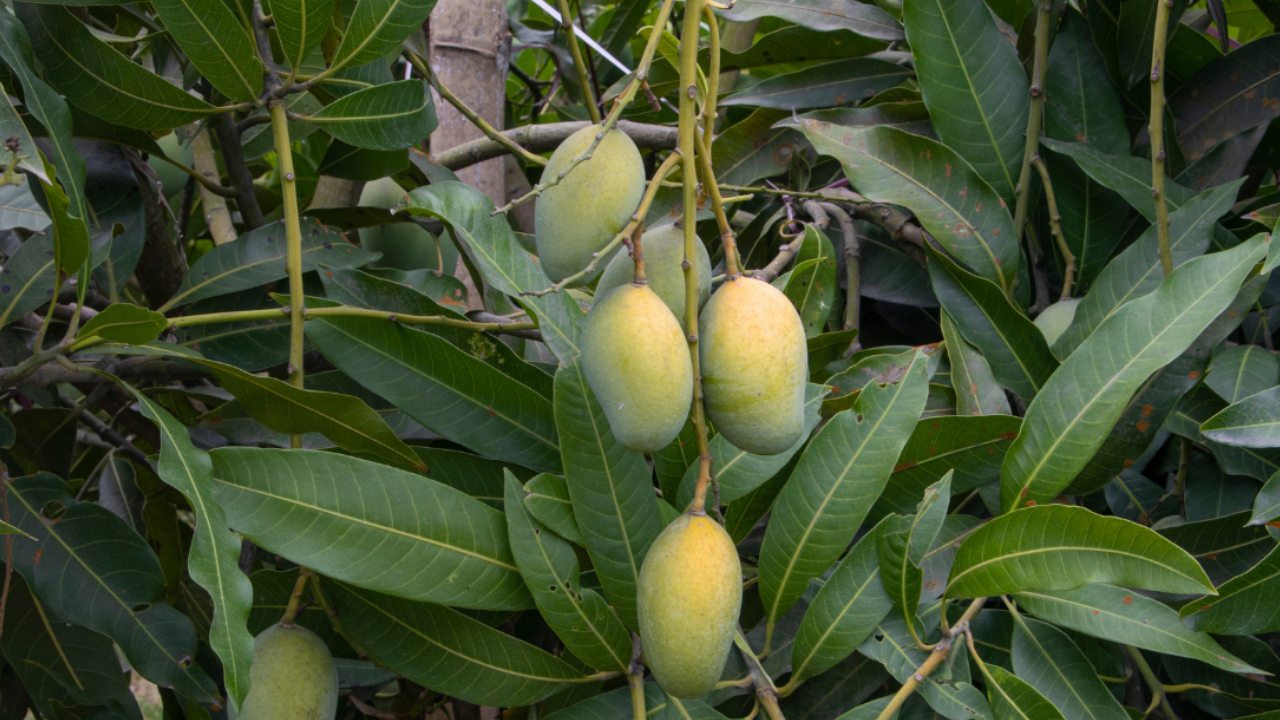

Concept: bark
[[308, 176, 365, 209], [435, 120, 679, 170], [126, 150, 188, 309], [189, 126, 237, 245]]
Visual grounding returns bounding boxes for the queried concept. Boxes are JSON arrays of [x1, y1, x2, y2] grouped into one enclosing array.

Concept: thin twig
[[1030, 156, 1076, 301], [1150, 0, 1174, 276], [1126, 645, 1179, 719], [694, 128, 741, 277], [280, 567, 313, 626], [628, 634, 646, 720], [213, 113, 265, 230], [556, 0, 601, 124], [734, 630, 785, 720], [823, 203, 860, 332], [1010, 0, 1052, 262], [874, 598, 986, 720]]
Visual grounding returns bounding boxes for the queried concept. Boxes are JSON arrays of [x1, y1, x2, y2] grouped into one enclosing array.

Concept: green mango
[[233, 624, 337, 720], [596, 224, 711, 332], [359, 177, 458, 272]]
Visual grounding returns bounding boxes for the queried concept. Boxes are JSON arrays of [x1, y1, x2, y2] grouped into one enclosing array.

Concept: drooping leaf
[[0, 234, 59, 328], [1159, 511, 1278, 585], [131, 391, 255, 710], [859, 613, 994, 720], [947, 505, 1215, 598], [715, 0, 903, 41], [1252, 471, 1280, 527], [78, 303, 167, 345], [1171, 34, 1280, 164], [876, 516, 922, 637], [331, 0, 439, 73], [1002, 236, 1270, 511], [1168, 383, 1280, 481], [19, 5, 217, 131], [523, 473, 584, 545], [903, 0, 1029, 203], [1202, 387, 1280, 449], [940, 310, 1010, 416], [5, 474, 220, 704], [1040, 139, 1197, 220], [926, 245, 1057, 401], [274, 0, 334, 71], [306, 80, 436, 151], [1181, 545, 1280, 635], [1043, 12, 1130, 156], [503, 472, 632, 673], [721, 59, 913, 111], [784, 256, 838, 337], [150, 0, 262, 103], [323, 579, 587, 706], [802, 122, 1019, 295], [758, 347, 929, 637], [1206, 345, 1280, 403], [982, 664, 1065, 720], [1117, 0, 1189, 88], [209, 447, 533, 610], [0, 80, 47, 183], [28, 155, 90, 278], [1010, 615, 1129, 720], [1165, 635, 1280, 716], [176, 291, 292, 371]]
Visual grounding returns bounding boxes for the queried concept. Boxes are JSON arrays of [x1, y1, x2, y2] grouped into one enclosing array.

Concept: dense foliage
[[0, 0, 1277, 717]]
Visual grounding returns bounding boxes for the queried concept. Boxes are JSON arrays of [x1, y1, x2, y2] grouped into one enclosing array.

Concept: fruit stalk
[[1150, 0, 1174, 277], [280, 567, 312, 626], [701, 4, 721, 151], [630, 224, 647, 284], [694, 131, 742, 277], [270, 100, 306, 449], [556, 0, 602, 124]]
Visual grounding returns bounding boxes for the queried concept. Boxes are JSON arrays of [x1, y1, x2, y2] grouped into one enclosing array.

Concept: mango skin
[[638, 513, 743, 699], [233, 624, 337, 720], [359, 177, 459, 272], [699, 277, 807, 455], [534, 125, 645, 284], [581, 283, 693, 453], [596, 224, 711, 333]]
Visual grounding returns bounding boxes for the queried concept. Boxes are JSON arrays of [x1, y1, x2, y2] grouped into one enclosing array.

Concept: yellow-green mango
[[699, 277, 807, 455], [534, 125, 644, 284], [233, 624, 337, 720], [637, 512, 742, 699], [359, 177, 459, 272], [596, 224, 711, 332], [581, 283, 693, 453]]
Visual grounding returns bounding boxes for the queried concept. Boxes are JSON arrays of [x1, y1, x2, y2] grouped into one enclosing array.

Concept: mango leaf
[[503, 472, 632, 673], [1043, 12, 1130, 156], [926, 245, 1057, 401], [1206, 345, 1280, 403], [162, 218, 378, 311], [553, 359, 663, 630], [274, 0, 334, 71], [947, 505, 1214, 598], [522, 473, 584, 545], [903, 0, 1029, 203], [802, 122, 1019, 295], [758, 347, 929, 638], [789, 517, 895, 684], [0, 79, 46, 183], [1016, 584, 1261, 673], [1002, 236, 1270, 511], [209, 447, 533, 610], [1165, 635, 1280, 716], [1159, 511, 1278, 585], [1168, 383, 1280, 481], [19, 5, 217, 131], [859, 613, 994, 720], [714, 0, 903, 41], [1252, 471, 1280, 526], [1171, 34, 1280, 164], [332, 0, 439, 72], [784, 256, 838, 337], [909, 472, 951, 565], [721, 58, 913, 111], [1053, 180, 1242, 357], [402, 182, 583, 362], [151, 0, 262, 103], [1202, 387, 1280, 449], [131, 391, 255, 710], [0, 234, 58, 328], [176, 292, 292, 371], [940, 310, 1010, 416], [5, 474, 220, 704], [78, 303, 167, 344], [306, 80, 436, 151], [1117, 0, 1189, 87], [1039, 139, 1197, 220], [982, 664, 1065, 720], [323, 579, 588, 705], [1181, 545, 1280, 635], [1010, 616, 1129, 720], [877, 516, 922, 637], [29, 155, 90, 278]]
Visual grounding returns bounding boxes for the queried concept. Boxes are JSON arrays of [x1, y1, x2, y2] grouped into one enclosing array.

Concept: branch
[[733, 631, 785, 720], [875, 598, 986, 720], [269, 99, 307, 450], [1030, 156, 1075, 301], [1126, 645, 1179, 720], [432, 120, 678, 170], [556, 0, 602, 123], [823, 203, 860, 333], [1150, 0, 1174, 276], [58, 393, 151, 467], [189, 126, 238, 245], [213, 113, 266, 230], [1010, 0, 1052, 254]]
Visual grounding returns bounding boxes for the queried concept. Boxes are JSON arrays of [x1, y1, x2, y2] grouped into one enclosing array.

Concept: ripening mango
[[233, 624, 337, 720], [359, 177, 458, 273], [699, 277, 807, 455], [581, 283, 693, 453], [596, 224, 711, 332], [638, 512, 743, 699], [534, 125, 645, 284]]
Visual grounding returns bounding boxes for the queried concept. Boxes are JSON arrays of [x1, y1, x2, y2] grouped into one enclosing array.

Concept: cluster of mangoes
[[542, 126, 808, 698]]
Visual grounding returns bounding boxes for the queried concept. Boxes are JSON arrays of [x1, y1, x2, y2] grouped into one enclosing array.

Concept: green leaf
[[720, 58, 913, 111], [940, 310, 1010, 416], [802, 122, 1019, 295], [0, 234, 58, 328], [19, 5, 217, 131], [151, 0, 262, 103], [1181, 544, 1280, 634], [715, 0, 903, 41], [131, 391, 255, 710], [304, 307, 561, 472], [654, 420, 698, 504], [1040, 151, 1130, 295], [789, 516, 895, 684], [1053, 181, 1242, 357], [1002, 235, 1270, 511], [1168, 383, 1280, 481], [78, 303, 167, 344], [323, 579, 588, 705], [209, 447, 533, 610], [176, 292, 291, 371], [29, 155, 90, 277], [784, 258, 838, 337], [909, 472, 951, 565], [1010, 616, 1128, 720], [6, 474, 220, 704], [1040, 139, 1197, 221], [926, 245, 1058, 401], [1016, 584, 1261, 673], [274, 0, 334, 71], [162, 218, 379, 311], [402, 182, 583, 362], [318, 140, 409, 180], [306, 80, 436, 151], [859, 613, 994, 720], [1206, 344, 1280, 403], [553, 359, 663, 630], [758, 347, 929, 636], [523, 473, 584, 545], [1117, 0, 1188, 88], [877, 516, 922, 637], [946, 505, 1215, 598], [0, 80, 47, 183], [1171, 33, 1280, 164], [1159, 511, 1278, 585], [1251, 471, 1280, 526], [1202, 387, 1280, 449], [903, 0, 1029, 202], [700, 26, 887, 72], [1043, 12, 1130, 156], [1165, 635, 1280, 716], [332, 0, 438, 73], [979, 663, 1063, 720], [503, 472, 632, 673]]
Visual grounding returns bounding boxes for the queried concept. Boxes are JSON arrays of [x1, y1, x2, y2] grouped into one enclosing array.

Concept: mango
[[534, 125, 645, 284], [699, 277, 807, 455], [581, 283, 693, 453], [1034, 297, 1080, 347], [596, 224, 711, 332], [234, 624, 337, 720], [360, 177, 459, 272], [637, 512, 743, 699]]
